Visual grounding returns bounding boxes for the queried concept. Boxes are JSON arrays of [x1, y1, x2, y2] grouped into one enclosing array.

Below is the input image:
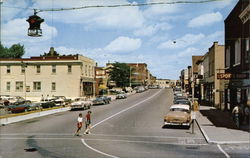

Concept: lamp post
[[129, 66, 132, 87], [21, 61, 28, 100]]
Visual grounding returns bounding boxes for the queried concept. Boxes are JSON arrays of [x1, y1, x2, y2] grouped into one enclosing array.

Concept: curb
[[0, 107, 70, 126], [195, 119, 212, 144]]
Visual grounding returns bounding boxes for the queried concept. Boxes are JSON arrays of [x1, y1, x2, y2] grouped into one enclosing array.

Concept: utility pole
[[0, 0, 3, 96], [129, 66, 132, 87]]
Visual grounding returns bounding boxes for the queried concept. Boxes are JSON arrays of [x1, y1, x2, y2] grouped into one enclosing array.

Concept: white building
[[0, 53, 96, 101]]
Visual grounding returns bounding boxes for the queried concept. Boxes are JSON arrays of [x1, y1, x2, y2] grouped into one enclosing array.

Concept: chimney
[[49, 47, 55, 56]]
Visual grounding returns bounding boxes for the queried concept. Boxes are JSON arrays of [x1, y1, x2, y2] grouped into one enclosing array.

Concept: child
[[75, 113, 83, 136], [84, 111, 92, 134]]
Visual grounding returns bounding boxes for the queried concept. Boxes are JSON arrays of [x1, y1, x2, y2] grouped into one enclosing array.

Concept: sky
[[1, 0, 238, 79]]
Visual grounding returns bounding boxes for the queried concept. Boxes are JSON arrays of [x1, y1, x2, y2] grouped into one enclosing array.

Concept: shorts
[[85, 120, 91, 127], [77, 122, 82, 128]]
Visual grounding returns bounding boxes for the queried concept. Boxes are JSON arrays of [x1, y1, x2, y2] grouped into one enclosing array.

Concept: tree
[[108, 62, 130, 88], [0, 43, 25, 58]]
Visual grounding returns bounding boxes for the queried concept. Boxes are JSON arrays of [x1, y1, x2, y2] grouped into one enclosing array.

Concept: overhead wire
[[2, 0, 224, 13]]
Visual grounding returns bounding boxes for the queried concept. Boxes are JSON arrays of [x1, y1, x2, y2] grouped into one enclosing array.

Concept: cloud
[[157, 33, 205, 49], [143, 0, 179, 18], [2, 18, 57, 46], [134, 23, 172, 36], [31, 0, 144, 29], [188, 12, 223, 28], [2, 0, 29, 21], [104, 36, 142, 53]]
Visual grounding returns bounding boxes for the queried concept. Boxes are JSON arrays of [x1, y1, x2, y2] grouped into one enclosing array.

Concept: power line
[[36, 0, 224, 13], [3, 0, 224, 13]]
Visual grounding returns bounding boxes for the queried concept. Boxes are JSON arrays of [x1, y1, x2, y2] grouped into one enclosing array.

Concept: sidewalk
[[196, 106, 250, 144]]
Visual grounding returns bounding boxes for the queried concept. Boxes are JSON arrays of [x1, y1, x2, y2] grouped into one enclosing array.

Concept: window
[[245, 38, 249, 63], [234, 39, 241, 65], [85, 65, 87, 76], [225, 46, 230, 68], [68, 65, 72, 73], [21, 65, 25, 74], [52, 82, 56, 91], [37, 65, 41, 73], [52, 65, 56, 73], [6, 82, 10, 91], [33, 82, 41, 91], [16, 81, 23, 91], [6, 66, 10, 74]]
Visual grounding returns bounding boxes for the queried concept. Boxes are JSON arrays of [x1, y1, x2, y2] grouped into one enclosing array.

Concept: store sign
[[217, 73, 249, 80]]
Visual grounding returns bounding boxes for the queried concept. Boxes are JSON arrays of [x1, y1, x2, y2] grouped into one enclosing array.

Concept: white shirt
[[77, 117, 83, 123]]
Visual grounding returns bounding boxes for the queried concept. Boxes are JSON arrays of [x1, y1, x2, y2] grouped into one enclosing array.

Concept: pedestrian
[[244, 106, 250, 125], [232, 105, 240, 128], [84, 111, 92, 134], [75, 113, 83, 136]]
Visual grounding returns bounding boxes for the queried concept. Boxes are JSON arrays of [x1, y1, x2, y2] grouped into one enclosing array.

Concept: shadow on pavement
[[200, 108, 250, 132], [162, 125, 190, 130]]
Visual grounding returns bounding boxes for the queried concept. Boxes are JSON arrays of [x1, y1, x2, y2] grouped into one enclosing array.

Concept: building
[[0, 48, 96, 101], [156, 79, 171, 88], [202, 42, 225, 108], [180, 69, 189, 92], [224, 0, 250, 111], [95, 66, 108, 95], [127, 63, 149, 86]]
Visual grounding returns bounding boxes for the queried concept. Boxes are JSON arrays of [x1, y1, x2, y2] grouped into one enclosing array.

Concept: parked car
[[93, 96, 109, 105], [53, 96, 71, 106], [70, 97, 92, 110], [116, 92, 127, 99], [41, 101, 56, 109], [164, 104, 191, 128], [173, 99, 191, 106], [28, 103, 42, 111], [8, 104, 30, 113]]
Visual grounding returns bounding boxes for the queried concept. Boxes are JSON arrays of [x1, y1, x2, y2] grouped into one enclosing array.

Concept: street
[[0, 89, 249, 158]]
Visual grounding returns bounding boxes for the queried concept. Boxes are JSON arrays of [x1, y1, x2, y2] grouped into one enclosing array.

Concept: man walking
[[84, 111, 92, 134], [232, 105, 240, 128]]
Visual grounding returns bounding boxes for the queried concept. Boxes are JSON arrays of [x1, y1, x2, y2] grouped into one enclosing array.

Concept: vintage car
[[53, 96, 71, 106], [92, 95, 111, 105], [164, 104, 191, 127], [70, 97, 92, 110], [116, 92, 127, 99]]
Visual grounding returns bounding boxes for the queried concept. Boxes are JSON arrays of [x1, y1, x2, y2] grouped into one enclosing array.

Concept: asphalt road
[[0, 89, 249, 158]]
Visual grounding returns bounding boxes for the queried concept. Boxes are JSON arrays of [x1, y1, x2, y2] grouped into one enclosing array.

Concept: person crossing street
[[84, 111, 92, 134]]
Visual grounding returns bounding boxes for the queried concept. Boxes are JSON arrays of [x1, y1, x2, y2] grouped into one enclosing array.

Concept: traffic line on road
[[82, 138, 208, 146], [81, 139, 120, 158], [217, 144, 230, 158], [88, 133, 205, 140], [92, 89, 162, 129]]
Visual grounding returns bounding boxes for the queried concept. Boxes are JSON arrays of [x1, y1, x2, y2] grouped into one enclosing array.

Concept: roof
[[170, 104, 190, 110]]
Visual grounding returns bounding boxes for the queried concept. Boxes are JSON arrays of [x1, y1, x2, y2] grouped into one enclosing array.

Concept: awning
[[99, 85, 107, 89]]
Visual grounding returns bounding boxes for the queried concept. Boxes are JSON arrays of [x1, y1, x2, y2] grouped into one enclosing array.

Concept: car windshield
[[171, 108, 189, 113]]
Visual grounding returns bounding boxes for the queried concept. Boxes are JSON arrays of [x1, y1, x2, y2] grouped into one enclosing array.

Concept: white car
[[70, 97, 93, 110]]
